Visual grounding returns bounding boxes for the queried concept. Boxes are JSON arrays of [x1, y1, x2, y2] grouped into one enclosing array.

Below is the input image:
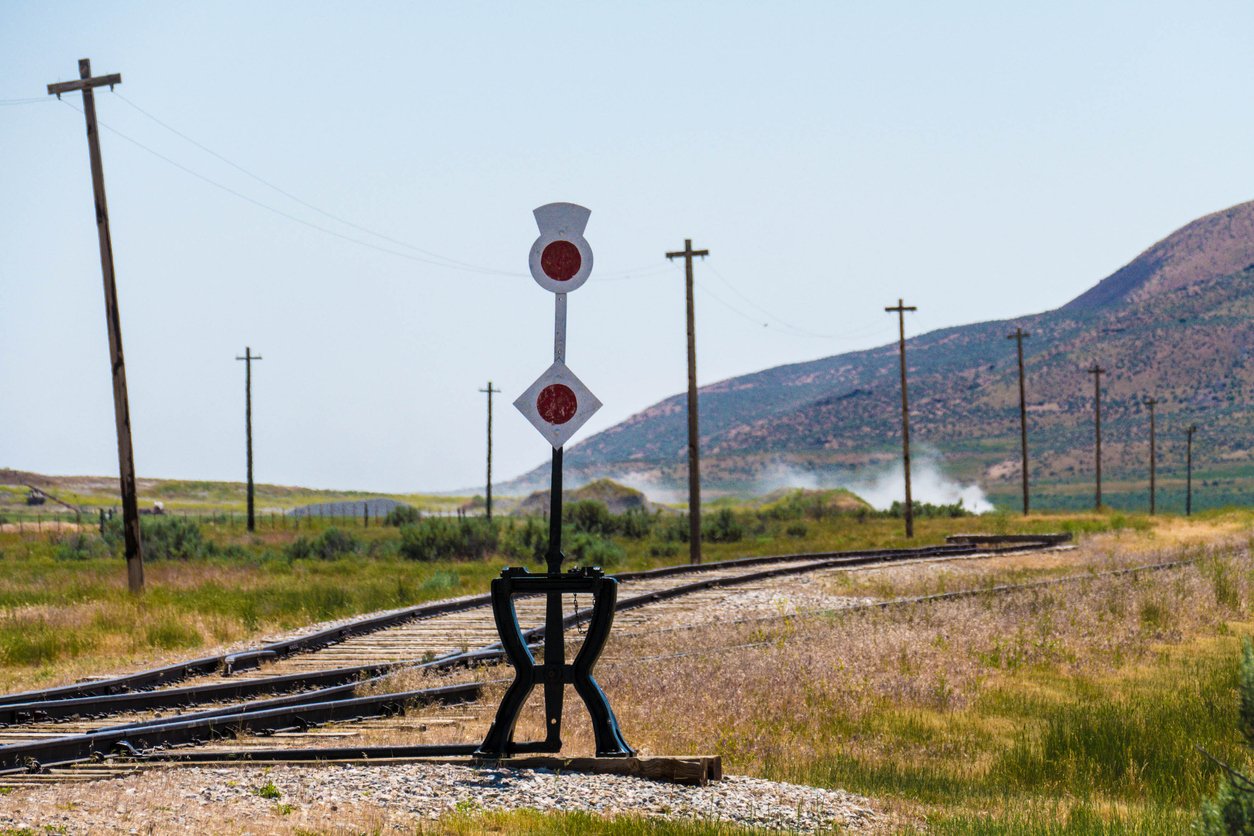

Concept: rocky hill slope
[[506, 201, 1254, 511]]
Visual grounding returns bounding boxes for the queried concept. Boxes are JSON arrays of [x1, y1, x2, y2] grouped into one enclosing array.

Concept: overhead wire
[[691, 261, 896, 343], [58, 98, 506, 274], [108, 91, 667, 280]]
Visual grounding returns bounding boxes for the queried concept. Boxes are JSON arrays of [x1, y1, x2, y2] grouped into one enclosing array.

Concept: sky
[[2, 1, 1253, 493]]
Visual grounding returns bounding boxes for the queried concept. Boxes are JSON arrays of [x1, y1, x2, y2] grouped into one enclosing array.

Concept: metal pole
[[886, 299, 917, 537], [49, 59, 144, 592]]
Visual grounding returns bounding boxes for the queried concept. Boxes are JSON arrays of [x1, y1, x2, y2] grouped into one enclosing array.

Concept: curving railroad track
[[0, 535, 1070, 777]]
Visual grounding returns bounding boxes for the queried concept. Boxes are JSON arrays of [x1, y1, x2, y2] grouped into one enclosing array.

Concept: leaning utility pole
[[1143, 397, 1158, 515], [236, 347, 263, 532], [1087, 364, 1105, 511], [665, 239, 709, 564], [1186, 424, 1198, 517], [479, 381, 501, 520], [48, 59, 144, 592], [1007, 327, 1031, 516], [885, 299, 918, 537]]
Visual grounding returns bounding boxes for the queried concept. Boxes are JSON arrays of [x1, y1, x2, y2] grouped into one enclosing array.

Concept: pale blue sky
[[2, 1, 1252, 492]]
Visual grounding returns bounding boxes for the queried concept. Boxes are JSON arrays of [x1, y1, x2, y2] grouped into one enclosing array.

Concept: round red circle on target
[[537, 384, 578, 424], [540, 241, 582, 281]]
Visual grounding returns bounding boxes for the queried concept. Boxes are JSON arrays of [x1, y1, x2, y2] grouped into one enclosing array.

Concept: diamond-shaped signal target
[[514, 361, 602, 449]]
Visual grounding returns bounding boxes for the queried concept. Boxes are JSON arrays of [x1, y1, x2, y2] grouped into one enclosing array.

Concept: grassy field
[[499, 513, 1252, 833], [0, 500, 1249, 832]]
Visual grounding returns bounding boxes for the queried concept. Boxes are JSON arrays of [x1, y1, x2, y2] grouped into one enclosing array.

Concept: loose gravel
[[0, 762, 885, 833]]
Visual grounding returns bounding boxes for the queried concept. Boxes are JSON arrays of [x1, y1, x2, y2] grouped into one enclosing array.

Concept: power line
[[56, 96, 665, 281], [0, 97, 51, 106], [703, 262, 895, 341], [113, 92, 516, 275], [110, 92, 666, 281]]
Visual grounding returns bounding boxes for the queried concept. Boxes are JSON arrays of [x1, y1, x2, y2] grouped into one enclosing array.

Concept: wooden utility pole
[[48, 59, 144, 592], [236, 347, 263, 532], [479, 381, 501, 520], [885, 299, 918, 537], [665, 239, 709, 564], [1007, 327, 1031, 516], [1143, 397, 1157, 515], [1186, 424, 1198, 516], [1087, 364, 1105, 511]]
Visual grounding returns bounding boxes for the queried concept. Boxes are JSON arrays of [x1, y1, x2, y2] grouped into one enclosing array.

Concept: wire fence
[[0, 504, 482, 536]]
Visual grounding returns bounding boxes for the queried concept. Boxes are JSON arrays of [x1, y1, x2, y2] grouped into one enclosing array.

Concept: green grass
[[769, 629, 1251, 830], [431, 809, 775, 834]]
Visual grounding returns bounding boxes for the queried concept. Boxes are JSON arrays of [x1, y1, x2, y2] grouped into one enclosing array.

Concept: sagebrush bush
[[104, 515, 211, 560], [398, 518, 498, 561], [1197, 639, 1254, 833], [702, 508, 745, 543], [617, 508, 655, 539], [287, 527, 361, 560], [567, 500, 615, 536], [384, 504, 422, 527], [52, 532, 110, 561], [564, 531, 625, 568], [500, 517, 547, 564]]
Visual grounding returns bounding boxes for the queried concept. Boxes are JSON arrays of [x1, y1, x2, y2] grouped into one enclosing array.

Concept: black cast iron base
[[474, 566, 634, 758]]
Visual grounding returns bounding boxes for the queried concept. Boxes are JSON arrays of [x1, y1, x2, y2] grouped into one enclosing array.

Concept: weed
[[254, 780, 281, 800]]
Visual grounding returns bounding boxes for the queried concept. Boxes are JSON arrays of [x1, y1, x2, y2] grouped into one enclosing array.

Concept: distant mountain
[[503, 201, 1254, 511]]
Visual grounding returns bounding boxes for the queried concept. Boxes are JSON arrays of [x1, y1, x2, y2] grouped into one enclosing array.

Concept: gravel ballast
[[0, 761, 885, 833]]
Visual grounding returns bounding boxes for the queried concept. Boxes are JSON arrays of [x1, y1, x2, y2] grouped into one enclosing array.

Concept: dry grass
[[321, 525, 1254, 831]]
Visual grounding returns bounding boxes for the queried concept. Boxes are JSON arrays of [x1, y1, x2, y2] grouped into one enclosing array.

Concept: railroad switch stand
[[477, 202, 633, 759], [475, 566, 633, 758]]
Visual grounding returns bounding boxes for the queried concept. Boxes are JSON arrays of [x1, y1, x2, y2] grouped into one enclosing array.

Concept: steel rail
[[0, 537, 1069, 771], [0, 540, 1016, 708], [0, 539, 1066, 727]]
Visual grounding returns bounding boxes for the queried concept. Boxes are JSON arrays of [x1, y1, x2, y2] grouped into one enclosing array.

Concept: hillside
[[506, 201, 1254, 511]]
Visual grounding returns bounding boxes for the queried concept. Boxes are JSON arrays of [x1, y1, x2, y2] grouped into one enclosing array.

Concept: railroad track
[[0, 535, 1069, 775]]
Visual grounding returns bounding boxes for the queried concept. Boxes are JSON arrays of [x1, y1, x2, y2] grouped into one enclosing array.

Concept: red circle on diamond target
[[540, 241, 581, 281], [537, 384, 578, 425]]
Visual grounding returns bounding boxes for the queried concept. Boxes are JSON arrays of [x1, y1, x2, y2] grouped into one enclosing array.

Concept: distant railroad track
[[0, 535, 1070, 775]]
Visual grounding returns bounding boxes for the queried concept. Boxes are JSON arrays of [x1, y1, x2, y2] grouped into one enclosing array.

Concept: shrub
[[501, 518, 547, 564], [702, 508, 744, 543], [1197, 639, 1254, 832], [398, 518, 498, 561], [656, 514, 691, 543], [648, 542, 679, 558], [384, 504, 422, 527], [564, 531, 624, 568], [53, 532, 109, 561], [104, 515, 210, 560], [616, 508, 655, 539], [785, 521, 808, 539], [567, 500, 615, 536], [287, 527, 361, 560]]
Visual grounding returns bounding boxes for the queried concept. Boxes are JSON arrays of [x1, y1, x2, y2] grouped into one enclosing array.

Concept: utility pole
[[1087, 364, 1105, 511], [479, 381, 501, 520], [1186, 424, 1198, 516], [665, 239, 709, 564], [1007, 327, 1031, 516], [236, 348, 263, 532], [48, 59, 144, 592], [885, 299, 918, 537], [1143, 397, 1157, 515]]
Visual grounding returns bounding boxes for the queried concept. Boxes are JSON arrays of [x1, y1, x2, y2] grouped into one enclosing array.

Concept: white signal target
[[529, 203, 594, 293], [514, 361, 602, 450]]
